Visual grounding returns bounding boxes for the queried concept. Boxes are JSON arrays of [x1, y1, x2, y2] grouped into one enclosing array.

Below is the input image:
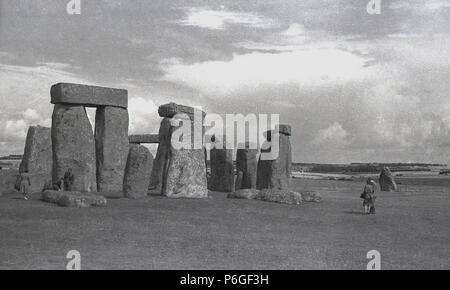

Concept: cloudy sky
[[0, 0, 449, 163]]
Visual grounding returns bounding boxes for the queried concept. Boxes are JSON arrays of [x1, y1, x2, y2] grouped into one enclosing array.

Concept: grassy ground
[[0, 177, 449, 269]]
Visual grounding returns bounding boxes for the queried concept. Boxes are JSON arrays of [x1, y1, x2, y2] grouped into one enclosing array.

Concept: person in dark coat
[[63, 168, 74, 191], [361, 178, 377, 214]]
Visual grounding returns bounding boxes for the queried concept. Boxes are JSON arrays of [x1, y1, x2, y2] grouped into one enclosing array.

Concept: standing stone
[[256, 126, 292, 191], [123, 144, 153, 199], [95, 107, 129, 192], [379, 167, 398, 192], [209, 145, 234, 192], [19, 126, 52, 176], [235, 142, 258, 190], [165, 148, 208, 198], [163, 113, 208, 198], [52, 104, 97, 192], [149, 118, 172, 193]]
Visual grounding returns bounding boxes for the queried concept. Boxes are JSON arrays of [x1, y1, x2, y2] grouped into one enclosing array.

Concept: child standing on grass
[[361, 178, 377, 214], [19, 173, 31, 200]]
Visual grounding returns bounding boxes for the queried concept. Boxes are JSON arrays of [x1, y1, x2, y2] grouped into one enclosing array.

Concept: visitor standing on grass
[[361, 178, 377, 214], [20, 173, 31, 200], [64, 168, 74, 191]]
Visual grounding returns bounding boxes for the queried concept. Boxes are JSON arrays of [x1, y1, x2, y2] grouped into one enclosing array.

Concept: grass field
[[0, 177, 449, 270]]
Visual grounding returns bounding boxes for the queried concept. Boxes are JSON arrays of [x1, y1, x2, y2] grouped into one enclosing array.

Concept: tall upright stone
[[95, 107, 129, 192], [209, 143, 234, 192], [151, 103, 208, 198], [379, 167, 398, 192], [163, 113, 208, 198], [52, 104, 97, 192], [235, 142, 258, 190], [123, 144, 153, 199], [19, 126, 52, 175], [256, 125, 292, 191], [149, 118, 172, 193]]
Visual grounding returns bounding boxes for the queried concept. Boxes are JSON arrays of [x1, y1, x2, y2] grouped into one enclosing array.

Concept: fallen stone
[[300, 191, 322, 203], [209, 146, 234, 192], [379, 167, 398, 192], [129, 134, 159, 144], [123, 144, 153, 199], [95, 106, 129, 192], [227, 189, 260, 200], [255, 189, 303, 205], [19, 126, 52, 177], [42, 190, 107, 207], [52, 104, 97, 192], [51, 83, 128, 108]]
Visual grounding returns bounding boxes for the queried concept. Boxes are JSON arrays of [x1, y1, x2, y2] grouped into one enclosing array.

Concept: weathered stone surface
[[123, 144, 153, 199], [209, 146, 234, 192], [51, 83, 128, 108], [256, 132, 292, 191], [227, 189, 260, 200], [270, 124, 292, 136], [158, 102, 206, 120], [300, 191, 322, 203], [42, 190, 107, 207], [15, 172, 52, 194], [149, 118, 172, 193], [19, 126, 52, 177], [162, 114, 208, 198], [255, 189, 303, 205], [235, 143, 258, 190], [129, 134, 159, 144], [165, 148, 208, 198], [0, 170, 19, 195], [379, 167, 398, 192], [52, 104, 97, 192], [95, 107, 129, 192], [98, 191, 124, 199]]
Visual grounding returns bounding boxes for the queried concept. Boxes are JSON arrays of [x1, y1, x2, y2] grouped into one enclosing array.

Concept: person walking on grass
[[20, 173, 32, 200], [361, 178, 377, 214]]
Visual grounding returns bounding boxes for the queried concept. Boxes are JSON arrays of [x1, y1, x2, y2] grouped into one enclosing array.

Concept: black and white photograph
[[0, 0, 449, 274]]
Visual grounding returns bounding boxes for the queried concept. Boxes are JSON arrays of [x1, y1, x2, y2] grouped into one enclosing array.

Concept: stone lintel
[[51, 83, 128, 108]]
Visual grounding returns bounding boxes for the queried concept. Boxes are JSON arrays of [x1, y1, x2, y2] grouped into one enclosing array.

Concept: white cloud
[[237, 23, 307, 52], [390, 0, 450, 10], [128, 97, 159, 134], [23, 108, 42, 122], [161, 46, 371, 96], [178, 8, 273, 30], [313, 122, 348, 147], [4, 119, 28, 139]]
